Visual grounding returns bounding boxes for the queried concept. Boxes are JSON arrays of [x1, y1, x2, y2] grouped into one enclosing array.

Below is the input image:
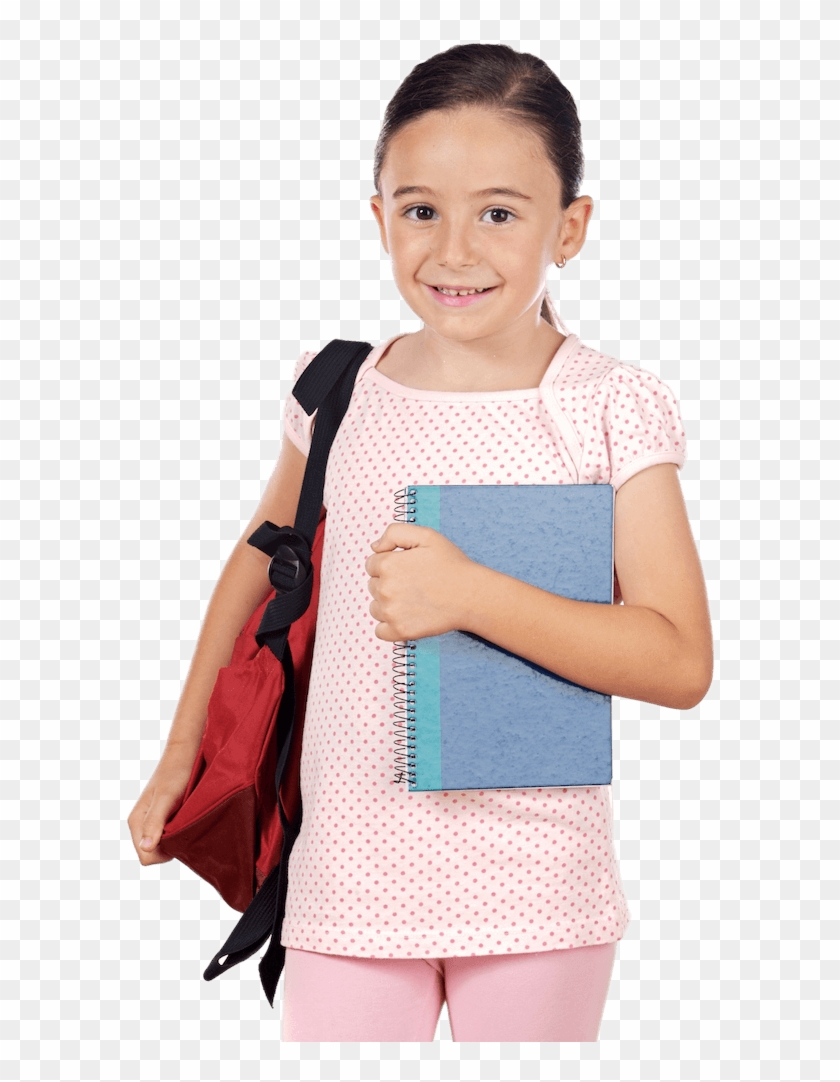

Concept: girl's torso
[[278, 333, 684, 959]]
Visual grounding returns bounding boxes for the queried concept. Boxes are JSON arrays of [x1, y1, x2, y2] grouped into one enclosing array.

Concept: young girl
[[128, 44, 712, 1042]]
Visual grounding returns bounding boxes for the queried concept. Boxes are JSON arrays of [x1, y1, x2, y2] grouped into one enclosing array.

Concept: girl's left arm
[[462, 462, 713, 709], [367, 463, 713, 710]]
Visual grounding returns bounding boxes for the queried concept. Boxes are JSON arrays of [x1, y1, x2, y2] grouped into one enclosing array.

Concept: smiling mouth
[[433, 286, 494, 296]]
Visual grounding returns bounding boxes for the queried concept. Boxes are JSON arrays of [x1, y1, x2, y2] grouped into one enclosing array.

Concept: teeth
[[437, 287, 488, 296]]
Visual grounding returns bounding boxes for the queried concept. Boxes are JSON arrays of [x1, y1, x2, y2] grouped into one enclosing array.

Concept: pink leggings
[[282, 942, 617, 1041]]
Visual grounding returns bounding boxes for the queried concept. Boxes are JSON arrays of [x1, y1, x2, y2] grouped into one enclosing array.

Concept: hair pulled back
[[373, 44, 583, 328], [374, 44, 583, 207]]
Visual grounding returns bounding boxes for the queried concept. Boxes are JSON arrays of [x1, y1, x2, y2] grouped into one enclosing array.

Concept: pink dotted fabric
[[551, 341, 687, 489], [278, 333, 684, 959]]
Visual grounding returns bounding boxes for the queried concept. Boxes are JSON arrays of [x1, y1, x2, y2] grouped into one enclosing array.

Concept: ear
[[553, 195, 594, 265], [369, 194, 390, 255]]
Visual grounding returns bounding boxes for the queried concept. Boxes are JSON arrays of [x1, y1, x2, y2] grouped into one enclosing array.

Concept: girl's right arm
[[127, 433, 308, 866]]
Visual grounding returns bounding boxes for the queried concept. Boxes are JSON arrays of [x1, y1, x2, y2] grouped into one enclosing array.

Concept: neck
[[395, 305, 566, 393]]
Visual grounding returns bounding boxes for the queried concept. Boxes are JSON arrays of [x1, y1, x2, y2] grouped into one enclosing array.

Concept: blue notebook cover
[[392, 484, 614, 792]]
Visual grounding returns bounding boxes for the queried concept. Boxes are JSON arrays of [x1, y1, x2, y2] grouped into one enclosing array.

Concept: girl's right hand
[[127, 750, 194, 866]]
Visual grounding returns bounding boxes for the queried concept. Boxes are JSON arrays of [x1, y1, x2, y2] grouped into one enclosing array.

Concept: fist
[[365, 522, 476, 641]]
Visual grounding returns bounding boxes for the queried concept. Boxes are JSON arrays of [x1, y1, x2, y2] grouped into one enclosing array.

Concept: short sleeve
[[283, 351, 318, 458], [581, 363, 687, 489]]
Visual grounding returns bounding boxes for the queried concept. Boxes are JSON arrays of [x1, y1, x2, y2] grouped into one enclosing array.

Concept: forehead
[[380, 107, 559, 197]]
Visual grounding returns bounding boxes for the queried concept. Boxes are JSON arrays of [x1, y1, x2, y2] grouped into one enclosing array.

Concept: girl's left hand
[[365, 523, 476, 641]]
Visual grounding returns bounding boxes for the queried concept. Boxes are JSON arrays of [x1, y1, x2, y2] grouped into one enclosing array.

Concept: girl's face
[[371, 106, 591, 344]]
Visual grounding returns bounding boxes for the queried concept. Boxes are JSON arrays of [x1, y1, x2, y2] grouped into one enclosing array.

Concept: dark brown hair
[[374, 44, 583, 207], [373, 44, 583, 327]]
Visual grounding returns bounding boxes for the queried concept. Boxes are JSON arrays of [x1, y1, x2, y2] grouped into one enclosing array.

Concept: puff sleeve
[[579, 363, 687, 489], [283, 350, 318, 458]]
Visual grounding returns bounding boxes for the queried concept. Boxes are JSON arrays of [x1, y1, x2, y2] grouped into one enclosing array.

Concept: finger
[[372, 523, 428, 552], [127, 799, 151, 847], [373, 620, 398, 642], [137, 844, 174, 867], [139, 800, 172, 853], [129, 816, 161, 865]]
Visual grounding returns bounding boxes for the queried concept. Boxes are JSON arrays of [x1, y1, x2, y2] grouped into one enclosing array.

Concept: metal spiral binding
[[392, 487, 418, 785], [392, 640, 417, 786], [394, 485, 417, 523]]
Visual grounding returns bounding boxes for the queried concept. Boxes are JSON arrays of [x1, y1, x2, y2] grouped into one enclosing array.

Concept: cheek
[[386, 224, 425, 274], [487, 236, 548, 294]]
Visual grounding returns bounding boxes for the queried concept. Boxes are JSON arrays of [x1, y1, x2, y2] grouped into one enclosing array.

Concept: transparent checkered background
[[1, 2, 836, 1080]]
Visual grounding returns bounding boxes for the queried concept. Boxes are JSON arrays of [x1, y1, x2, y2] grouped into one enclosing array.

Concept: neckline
[[358, 332, 580, 402]]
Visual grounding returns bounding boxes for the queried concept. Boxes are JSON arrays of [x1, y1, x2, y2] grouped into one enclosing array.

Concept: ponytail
[[540, 290, 567, 333]]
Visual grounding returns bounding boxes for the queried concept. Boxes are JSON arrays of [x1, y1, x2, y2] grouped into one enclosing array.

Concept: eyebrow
[[475, 187, 533, 201], [391, 184, 533, 202]]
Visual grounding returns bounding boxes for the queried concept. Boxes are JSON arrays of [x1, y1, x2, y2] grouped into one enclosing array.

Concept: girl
[[128, 44, 712, 1042]]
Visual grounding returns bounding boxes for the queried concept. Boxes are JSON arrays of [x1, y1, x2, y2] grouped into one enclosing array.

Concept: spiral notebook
[[392, 484, 614, 792]]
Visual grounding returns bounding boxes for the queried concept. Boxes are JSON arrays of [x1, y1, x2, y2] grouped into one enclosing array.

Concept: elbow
[[668, 686, 709, 712], [663, 656, 714, 711]]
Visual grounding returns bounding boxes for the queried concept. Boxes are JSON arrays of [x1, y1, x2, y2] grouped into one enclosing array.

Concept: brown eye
[[407, 205, 436, 221], [483, 207, 513, 224]]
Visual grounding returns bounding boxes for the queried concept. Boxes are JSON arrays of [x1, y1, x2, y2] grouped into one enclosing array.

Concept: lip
[[424, 284, 497, 308]]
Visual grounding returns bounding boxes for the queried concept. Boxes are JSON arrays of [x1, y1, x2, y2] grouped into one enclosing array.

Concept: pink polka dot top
[[278, 333, 685, 959]]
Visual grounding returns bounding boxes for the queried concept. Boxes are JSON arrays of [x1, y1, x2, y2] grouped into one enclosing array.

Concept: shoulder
[[554, 339, 620, 392], [599, 359, 684, 440], [553, 339, 677, 402], [291, 349, 319, 382], [550, 339, 686, 489], [283, 350, 319, 458]]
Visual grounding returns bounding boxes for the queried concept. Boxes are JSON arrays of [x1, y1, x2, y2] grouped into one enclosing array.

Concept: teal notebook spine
[[393, 486, 448, 789]]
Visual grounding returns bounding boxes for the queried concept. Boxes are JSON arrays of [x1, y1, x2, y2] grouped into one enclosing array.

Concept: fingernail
[[141, 837, 153, 850]]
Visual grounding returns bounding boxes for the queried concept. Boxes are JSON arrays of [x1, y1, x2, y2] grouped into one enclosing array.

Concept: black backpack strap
[[247, 338, 372, 662], [202, 338, 373, 1006], [292, 339, 373, 545], [291, 338, 373, 416]]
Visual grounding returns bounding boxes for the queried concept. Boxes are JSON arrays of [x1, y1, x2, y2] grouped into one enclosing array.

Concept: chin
[[431, 320, 498, 342], [416, 306, 504, 339]]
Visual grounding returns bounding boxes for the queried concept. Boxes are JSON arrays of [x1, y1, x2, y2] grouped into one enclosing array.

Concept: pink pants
[[282, 942, 617, 1041]]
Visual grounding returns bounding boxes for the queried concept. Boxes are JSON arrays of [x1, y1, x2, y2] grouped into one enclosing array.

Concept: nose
[[430, 214, 479, 269]]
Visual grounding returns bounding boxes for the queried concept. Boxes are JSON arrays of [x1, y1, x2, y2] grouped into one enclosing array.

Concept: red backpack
[[157, 340, 373, 1006]]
